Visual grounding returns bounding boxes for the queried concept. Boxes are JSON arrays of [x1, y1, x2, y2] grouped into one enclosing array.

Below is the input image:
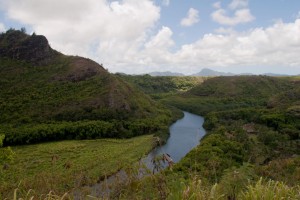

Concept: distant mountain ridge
[[145, 68, 295, 77], [191, 68, 235, 77], [148, 71, 185, 76]]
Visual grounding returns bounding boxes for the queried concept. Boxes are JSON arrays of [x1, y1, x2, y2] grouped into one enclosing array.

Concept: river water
[[88, 111, 206, 198], [143, 111, 206, 169]]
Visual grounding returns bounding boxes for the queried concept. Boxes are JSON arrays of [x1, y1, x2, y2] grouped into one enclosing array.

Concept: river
[[88, 111, 206, 198], [142, 111, 206, 169]]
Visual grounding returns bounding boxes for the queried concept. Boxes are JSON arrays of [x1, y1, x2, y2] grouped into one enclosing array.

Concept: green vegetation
[[0, 30, 175, 146], [0, 29, 179, 199], [0, 134, 15, 166], [0, 135, 154, 198], [1, 29, 299, 199], [156, 75, 299, 199], [97, 75, 299, 199], [117, 74, 206, 99], [162, 76, 295, 115], [240, 178, 300, 200]]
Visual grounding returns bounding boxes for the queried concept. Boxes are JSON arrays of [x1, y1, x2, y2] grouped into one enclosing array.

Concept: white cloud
[[1, 0, 300, 75], [180, 8, 200, 27], [112, 19, 300, 74], [212, 8, 255, 26], [162, 0, 170, 6], [145, 26, 174, 50], [212, 0, 254, 26], [142, 26, 174, 64], [173, 19, 300, 73], [0, 23, 5, 32], [111, 19, 300, 74], [0, 0, 160, 63]]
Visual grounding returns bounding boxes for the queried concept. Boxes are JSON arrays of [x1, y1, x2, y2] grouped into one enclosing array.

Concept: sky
[[1, 0, 300, 75]]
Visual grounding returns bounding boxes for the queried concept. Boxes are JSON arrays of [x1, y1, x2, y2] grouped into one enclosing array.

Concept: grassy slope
[[0, 135, 154, 198]]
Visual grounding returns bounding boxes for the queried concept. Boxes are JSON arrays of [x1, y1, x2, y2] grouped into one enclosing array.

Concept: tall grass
[[240, 178, 300, 200], [168, 176, 223, 200], [9, 188, 71, 200]]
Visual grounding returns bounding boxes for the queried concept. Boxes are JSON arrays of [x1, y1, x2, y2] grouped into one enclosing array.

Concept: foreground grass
[[0, 135, 154, 198]]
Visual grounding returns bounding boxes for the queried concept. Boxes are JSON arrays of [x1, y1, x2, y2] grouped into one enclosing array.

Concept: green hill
[[0, 29, 173, 145], [162, 76, 298, 115], [188, 76, 292, 98], [117, 74, 206, 99], [158, 75, 300, 195]]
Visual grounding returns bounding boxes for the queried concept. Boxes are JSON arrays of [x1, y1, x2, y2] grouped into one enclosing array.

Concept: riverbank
[[89, 111, 207, 199]]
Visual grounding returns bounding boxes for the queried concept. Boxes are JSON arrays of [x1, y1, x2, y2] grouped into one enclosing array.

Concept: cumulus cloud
[[114, 19, 300, 74], [112, 19, 300, 74], [173, 19, 300, 72], [145, 26, 174, 50], [212, 8, 255, 26], [0, 0, 300, 74], [180, 8, 200, 27], [212, 0, 254, 26], [0, 0, 160, 62]]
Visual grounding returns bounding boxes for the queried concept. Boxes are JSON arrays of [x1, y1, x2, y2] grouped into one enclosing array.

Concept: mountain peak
[[192, 68, 235, 77], [0, 29, 59, 65]]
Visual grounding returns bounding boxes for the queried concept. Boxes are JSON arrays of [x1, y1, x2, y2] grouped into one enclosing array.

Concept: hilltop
[[0, 29, 173, 145]]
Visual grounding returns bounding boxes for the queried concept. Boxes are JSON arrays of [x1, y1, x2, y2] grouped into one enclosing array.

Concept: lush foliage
[[240, 178, 300, 200], [0, 135, 15, 165], [1, 116, 173, 146], [118, 74, 206, 99], [0, 30, 176, 146], [152, 75, 300, 199], [1, 30, 300, 199], [0, 135, 154, 198]]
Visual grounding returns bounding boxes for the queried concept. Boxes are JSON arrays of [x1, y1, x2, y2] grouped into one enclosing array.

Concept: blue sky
[[1, 0, 300, 75]]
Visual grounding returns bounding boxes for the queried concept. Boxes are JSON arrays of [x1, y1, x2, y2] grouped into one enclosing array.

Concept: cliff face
[[0, 29, 58, 65]]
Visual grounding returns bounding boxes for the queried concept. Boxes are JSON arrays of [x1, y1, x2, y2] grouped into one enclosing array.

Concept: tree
[[21, 27, 26, 33], [0, 134, 15, 165]]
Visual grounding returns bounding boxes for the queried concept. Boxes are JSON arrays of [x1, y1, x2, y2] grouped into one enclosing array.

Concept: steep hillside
[[0, 29, 173, 145]]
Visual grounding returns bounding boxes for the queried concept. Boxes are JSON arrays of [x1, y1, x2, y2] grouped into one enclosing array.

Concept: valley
[[0, 29, 299, 199]]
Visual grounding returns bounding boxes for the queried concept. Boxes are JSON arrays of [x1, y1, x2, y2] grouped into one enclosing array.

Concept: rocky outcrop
[[0, 29, 59, 65]]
